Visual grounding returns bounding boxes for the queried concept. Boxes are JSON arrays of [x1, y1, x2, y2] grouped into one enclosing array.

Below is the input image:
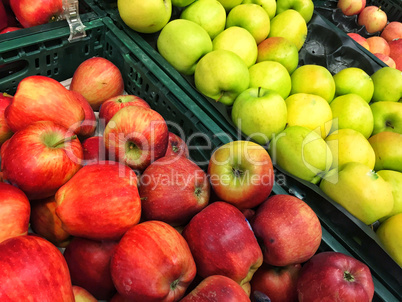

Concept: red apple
[[30, 195, 72, 247], [250, 194, 322, 266], [347, 33, 370, 51], [4, 75, 85, 134], [82, 136, 108, 164], [110, 220, 197, 301], [0, 137, 10, 171], [337, 0, 366, 16], [99, 94, 150, 127], [0, 235, 75, 301], [373, 53, 396, 68], [1, 121, 83, 200], [251, 263, 302, 302], [104, 105, 169, 172], [63, 237, 118, 300], [72, 285, 98, 302], [139, 155, 210, 226], [70, 91, 97, 139], [0, 26, 21, 34], [366, 36, 390, 55], [181, 275, 251, 302], [70, 57, 124, 110], [0, 93, 13, 146], [182, 201, 263, 287], [357, 6, 388, 34], [165, 131, 190, 158], [0, 182, 30, 244], [381, 21, 402, 42], [208, 140, 274, 210], [389, 39, 402, 61], [0, 1, 8, 31], [55, 161, 141, 241], [297, 251, 375, 302]]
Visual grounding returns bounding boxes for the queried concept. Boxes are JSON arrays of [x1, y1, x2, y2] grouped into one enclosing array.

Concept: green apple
[[332, 67, 374, 103], [276, 0, 314, 23], [268, 9, 308, 51], [320, 162, 394, 225], [329, 94, 374, 139], [368, 132, 402, 173], [243, 0, 276, 20], [376, 213, 402, 267], [268, 125, 333, 184], [325, 128, 376, 170], [194, 49, 250, 106], [370, 101, 402, 135], [157, 19, 212, 75], [377, 170, 402, 221], [231, 87, 287, 145], [249, 61, 291, 99], [226, 4, 270, 44], [257, 37, 299, 74], [117, 0, 172, 34], [180, 0, 226, 40], [213, 26, 258, 68], [172, 0, 195, 7], [285, 93, 332, 139], [370, 67, 402, 102], [216, 0, 243, 11]]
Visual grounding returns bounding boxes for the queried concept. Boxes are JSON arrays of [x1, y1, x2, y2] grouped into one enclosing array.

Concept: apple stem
[[51, 135, 77, 148], [117, 98, 123, 103], [386, 121, 394, 129], [195, 187, 202, 197], [232, 167, 243, 178], [258, 87, 262, 98], [343, 271, 355, 282], [170, 279, 180, 290]]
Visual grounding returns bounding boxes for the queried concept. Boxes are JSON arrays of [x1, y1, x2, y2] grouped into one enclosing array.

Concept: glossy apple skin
[[82, 136, 108, 164], [0, 93, 13, 146], [297, 252, 374, 302], [357, 6, 387, 34], [389, 39, 402, 71], [165, 131, 190, 158], [4, 75, 85, 134], [0, 26, 22, 34], [110, 220, 197, 302], [55, 161, 141, 241], [337, 0, 366, 16], [181, 275, 251, 302], [0, 235, 75, 301], [182, 201, 263, 286], [64, 237, 118, 300], [2, 121, 83, 200], [69, 91, 97, 139], [381, 21, 402, 42], [0, 182, 30, 244], [140, 155, 210, 226], [251, 194, 322, 266], [70, 57, 124, 111]]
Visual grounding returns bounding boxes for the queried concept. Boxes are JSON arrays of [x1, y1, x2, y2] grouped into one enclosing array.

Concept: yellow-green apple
[[9, 0, 63, 28], [276, 0, 314, 23], [285, 93, 332, 139], [268, 9, 307, 51], [251, 263, 302, 302], [0, 93, 13, 146], [70, 91, 97, 139], [30, 196, 72, 248], [70, 57, 124, 111], [337, 0, 366, 16], [139, 155, 210, 226], [157, 19, 213, 75], [216, 0, 243, 11], [208, 140, 275, 209], [194, 49, 250, 106], [373, 53, 396, 68], [0, 235, 75, 301], [180, 0, 226, 40], [257, 37, 299, 74], [249, 61, 292, 99], [370, 66, 402, 102], [376, 213, 402, 267], [82, 136, 109, 164], [290, 64, 336, 103], [111, 220, 196, 301], [182, 201, 263, 287], [329, 94, 374, 139], [366, 36, 390, 55], [181, 275, 251, 302], [72, 286, 98, 302], [231, 88, 287, 145], [226, 3, 270, 44], [171, 0, 195, 7], [332, 67, 374, 103], [251, 194, 322, 266], [370, 101, 402, 135], [242, 0, 276, 19], [5, 75, 84, 133], [325, 128, 376, 170], [296, 252, 375, 302], [381, 21, 402, 42], [165, 131, 189, 158], [63, 237, 118, 300], [320, 162, 394, 224], [347, 33, 370, 51], [268, 125, 333, 184], [117, 0, 171, 34], [99, 95, 150, 128], [0, 182, 30, 244], [377, 170, 402, 221], [103, 106, 169, 171], [1, 121, 83, 200], [357, 5, 388, 34], [55, 161, 141, 241], [213, 26, 258, 68], [368, 131, 402, 172]]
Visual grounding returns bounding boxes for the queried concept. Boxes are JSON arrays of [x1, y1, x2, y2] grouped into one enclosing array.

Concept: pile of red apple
[[0, 57, 377, 301]]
